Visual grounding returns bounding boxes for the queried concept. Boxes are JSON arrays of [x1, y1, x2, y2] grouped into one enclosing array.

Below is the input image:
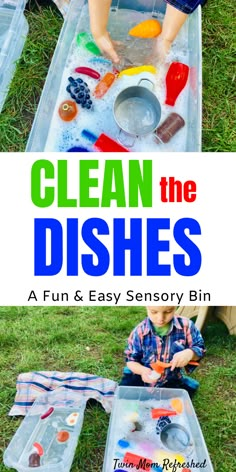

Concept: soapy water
[[104, 397, 199, 472], [45, 5, 191, 152]]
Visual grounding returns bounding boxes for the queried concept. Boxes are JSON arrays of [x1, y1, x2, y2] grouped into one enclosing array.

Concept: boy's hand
[[93, 31, 120, 63], [170, 349, 194, 370], [149, 36, 172, 64], [141, 366, 155, 383]]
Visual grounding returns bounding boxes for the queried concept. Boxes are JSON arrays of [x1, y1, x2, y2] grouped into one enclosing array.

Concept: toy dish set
[[0, 0, 28, 112], [3, 389, 86, 472], [3, 386, 214, 472], [103, 387, 214, 472], [26, 0, 202, 152]]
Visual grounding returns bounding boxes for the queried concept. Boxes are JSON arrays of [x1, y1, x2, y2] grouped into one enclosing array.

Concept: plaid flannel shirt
[[124, 316, 206, 385]]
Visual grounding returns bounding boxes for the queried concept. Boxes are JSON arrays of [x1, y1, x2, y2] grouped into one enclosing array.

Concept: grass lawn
[[0, 307, 236, 471], [0, 0, 235, 151]]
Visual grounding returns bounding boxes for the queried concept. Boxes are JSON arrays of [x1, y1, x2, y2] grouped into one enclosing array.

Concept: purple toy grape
[[66, 76, 93, 109], [156, 416, 171, 435]]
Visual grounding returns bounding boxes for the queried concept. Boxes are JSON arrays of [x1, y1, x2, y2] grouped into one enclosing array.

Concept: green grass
[[0, 307, 236, 471], [0, 0, 235, 151], [0, 1, 62, 151]]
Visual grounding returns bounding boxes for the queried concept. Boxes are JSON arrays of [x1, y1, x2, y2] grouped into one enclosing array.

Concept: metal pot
[[160, 423, 191, 452], [113, 78, 161, 147]]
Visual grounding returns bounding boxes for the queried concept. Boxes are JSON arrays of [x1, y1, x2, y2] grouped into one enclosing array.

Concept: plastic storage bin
[[0, 0, 28, 113], [3, 388, 86, 472], [26, 0, 202, 152], [103, 386, 214, 472]]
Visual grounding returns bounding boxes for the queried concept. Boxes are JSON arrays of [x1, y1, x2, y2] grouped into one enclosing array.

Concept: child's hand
[[93, 31, 120, 63], [149, 36, 172, 64], [170, 349, 194, 370], [141, 366, 155, 383]]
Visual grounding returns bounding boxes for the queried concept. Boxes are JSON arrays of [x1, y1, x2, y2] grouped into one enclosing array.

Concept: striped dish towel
[[9, 371, 117, 416]]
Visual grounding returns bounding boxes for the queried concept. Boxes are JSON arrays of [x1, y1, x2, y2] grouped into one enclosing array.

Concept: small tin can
[[155, 112, 185, 144]]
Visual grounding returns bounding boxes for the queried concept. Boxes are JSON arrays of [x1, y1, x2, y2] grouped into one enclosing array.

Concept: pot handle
[[138, 78, 155, 91], [118, 129, 136, 148]]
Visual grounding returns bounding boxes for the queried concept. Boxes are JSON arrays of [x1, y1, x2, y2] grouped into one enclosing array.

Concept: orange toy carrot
[[151, 359, 199, 374], [151, 408, 177, 419], [129, 19, 162, 39]]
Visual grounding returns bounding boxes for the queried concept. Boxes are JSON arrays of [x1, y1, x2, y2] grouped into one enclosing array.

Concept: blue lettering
[[113, 218, 142, 275], [81, 218, 110, 276], [147, 218, 171, 275], [34, 218, 62, 275], [174, 218, 202, 275]]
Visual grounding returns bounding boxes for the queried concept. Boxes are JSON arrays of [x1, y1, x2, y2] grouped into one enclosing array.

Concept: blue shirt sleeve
[[186, 319, 206, 372], [124, 327, 143, 363]]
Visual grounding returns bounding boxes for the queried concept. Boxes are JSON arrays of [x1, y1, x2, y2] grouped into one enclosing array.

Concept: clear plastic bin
[[26, 0, 202, 152], [3, 388, 86, 472], [0, 0, 28, 113], [103, 386, 214, 472]]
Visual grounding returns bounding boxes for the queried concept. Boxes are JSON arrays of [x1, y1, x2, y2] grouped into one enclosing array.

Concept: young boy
[[88, 0, 207, 63], [120, 306, 205, 397]]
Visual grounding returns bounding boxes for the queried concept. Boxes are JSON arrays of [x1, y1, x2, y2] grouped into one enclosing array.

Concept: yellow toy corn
[[119, 65, 157, 77]]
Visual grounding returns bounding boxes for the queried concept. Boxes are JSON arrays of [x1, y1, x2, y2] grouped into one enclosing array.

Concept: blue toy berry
[[156, 416, 171, 435]]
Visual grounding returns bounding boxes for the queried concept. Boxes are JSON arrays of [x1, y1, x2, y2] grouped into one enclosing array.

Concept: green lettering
[[79, 160, 99, 207], [31, 159, 54, 207], [58, 160, 77, 207], [129, 160, 152, 207], [101, 160, 126, 207]]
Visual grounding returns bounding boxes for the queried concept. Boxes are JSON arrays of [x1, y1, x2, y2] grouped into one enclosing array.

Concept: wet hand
[[170, 349, 194, 370], [149, 36, 172, 64], [141, 366, 155, 383], [93, 31, 120, 64]]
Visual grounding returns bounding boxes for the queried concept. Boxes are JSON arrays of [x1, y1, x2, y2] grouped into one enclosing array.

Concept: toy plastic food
[[129, 19, 161, 38], [58, 100, 78, 121], [154, 450, 186, 472], [57, 430, 70, 443], [94, 133, 129, 152], [124, 452, 153, 470], [151, 408, 177, 419], [28, 452, 41, 467], [170, 398, 184, 414], [155, 113, 185, 143], [119, 65, 157, 77], [40, 407, 54, 419], [33, 443, 44, 456], [76, 32, 101, 55], [81, 129, 129, 152], [66, 412, 80, 426], [67, 76, 93, 109], [165, 62, 189, 106], [74, 67, 100, 80], [93, 72, 116, 98]]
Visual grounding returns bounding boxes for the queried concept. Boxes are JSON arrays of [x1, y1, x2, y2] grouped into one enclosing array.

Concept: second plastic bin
[[3, 388, 86, 472], [0, 0, 28, 112]]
